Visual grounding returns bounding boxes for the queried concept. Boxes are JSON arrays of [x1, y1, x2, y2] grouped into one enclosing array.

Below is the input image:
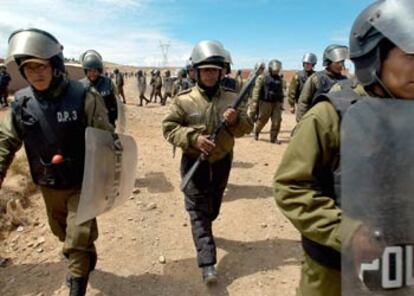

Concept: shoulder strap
[[313, 86, 362, 120]]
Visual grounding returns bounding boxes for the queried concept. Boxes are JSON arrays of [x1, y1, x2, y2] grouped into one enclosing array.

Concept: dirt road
[[0, 77, 301, 296]]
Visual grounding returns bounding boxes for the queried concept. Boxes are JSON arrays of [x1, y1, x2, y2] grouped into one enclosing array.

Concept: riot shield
[[76, 127, 137, 225], [342, 98, 414, 295], [115, 97, 126, 134]]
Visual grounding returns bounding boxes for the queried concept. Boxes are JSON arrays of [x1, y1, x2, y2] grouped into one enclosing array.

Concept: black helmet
[[350, 0, 414, 86], [6, 28, 65, 76], [80, 49, 103, 72], [322, 44, 348, 67], [178, 68, 187, 78]]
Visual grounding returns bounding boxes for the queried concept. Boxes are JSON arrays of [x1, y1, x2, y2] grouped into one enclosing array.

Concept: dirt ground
[[0, 76, 302, 296]]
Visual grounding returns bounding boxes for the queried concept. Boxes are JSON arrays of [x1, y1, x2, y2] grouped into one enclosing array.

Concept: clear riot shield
[[76, 127, 137, 225], [342, 98, 414, 295], [115, 97, 126, 134]]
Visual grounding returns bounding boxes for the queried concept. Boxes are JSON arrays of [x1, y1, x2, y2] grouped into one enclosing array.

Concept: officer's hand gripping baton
[[180, 63, 265, 191]]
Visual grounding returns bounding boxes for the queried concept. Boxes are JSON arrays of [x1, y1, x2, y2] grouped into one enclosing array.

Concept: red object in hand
[[51, 154, 64, 164]]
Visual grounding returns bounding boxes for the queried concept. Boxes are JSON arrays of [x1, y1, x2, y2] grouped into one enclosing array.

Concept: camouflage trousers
[[297, 253, 341, 296], [40, 187, 98, 277]]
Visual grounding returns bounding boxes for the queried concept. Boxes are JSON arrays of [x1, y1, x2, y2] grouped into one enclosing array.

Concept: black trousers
[[180, 153, 232, 267]]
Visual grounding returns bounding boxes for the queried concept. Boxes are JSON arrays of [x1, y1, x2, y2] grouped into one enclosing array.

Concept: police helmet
[[80, 49, 103, 72], [268, 59, 282, 72], [6, 28, 65, 75], [323, 44, 349, 67], [190, 40, 227, 70], [302, 53, 318, 65], [179, 68, 187, 78], [350, 0, 414, 86]]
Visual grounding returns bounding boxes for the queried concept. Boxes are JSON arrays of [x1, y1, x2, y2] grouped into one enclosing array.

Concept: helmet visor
[[6, 29, 62, 64], [371, 0, 414, 54], [327, 46, 349, 63]]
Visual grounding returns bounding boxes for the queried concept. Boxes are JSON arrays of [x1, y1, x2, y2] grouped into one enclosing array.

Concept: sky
[[0, 0, 375, 70]]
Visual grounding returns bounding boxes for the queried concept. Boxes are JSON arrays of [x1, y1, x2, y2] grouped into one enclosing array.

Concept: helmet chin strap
[[372, 71, 396, 99]]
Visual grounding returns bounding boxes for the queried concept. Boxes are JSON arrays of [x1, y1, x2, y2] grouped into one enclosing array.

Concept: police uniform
[[274, 82, 367, 295], [251, 72, 285, 142], [0, 69, 11, 107], [288, 69, 315, 110], [221, 76, 237, 91], [173, 78, 190, 97], [296, 70, 347, 122], [162, 75, 174, 105], [80, 76, 118, 126], [115, 71, 126, 103], [0, 79, 113, 278], [137, 74, 148, 105], [235, 75, 244, 93], [162, 85, 253, 268]]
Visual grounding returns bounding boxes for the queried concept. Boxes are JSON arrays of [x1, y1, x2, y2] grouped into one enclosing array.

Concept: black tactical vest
[[12, 80, 87, 189], [301, 83, 362, 270], [81, 76, 117, 125], [221, 77, 237, 91], [312, 70, 347, 103], [261, 74, 284, 102]]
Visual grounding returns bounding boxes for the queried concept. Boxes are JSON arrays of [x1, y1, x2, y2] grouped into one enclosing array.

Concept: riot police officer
[[250, 59, 285, 143], [172, 68, 190, 96], [0, 64, 11, 107], [221, 49, 237, 91], [235, 69, 244, 93], [114, 68, 126, 104], [274, 0, 414, 294], [162, 40, 253, 284], [296, 44, 348, 122], [149, 69, 163, 103], [288, 53, 317, 114], [161, 69, 174, 105], [79, 49, 118, 126], [0, 28, 113, 296], [137, 69, 149, 106]]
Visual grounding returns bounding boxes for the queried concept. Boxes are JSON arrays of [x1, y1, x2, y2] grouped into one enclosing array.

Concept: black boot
[[67, 274, 89, 296], [202, 265, 218, 285]]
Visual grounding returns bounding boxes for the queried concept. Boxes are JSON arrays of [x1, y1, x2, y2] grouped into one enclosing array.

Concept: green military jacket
[[249, 73, 265, 114], [296, 70, 349, 122], [162, 85, 253, 162], [0, 86, 114, 180], [274, 83, 368, 253], [287, 70, 314, 108], [295, 72, 321, 121], [287, 73, 300, 108]]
